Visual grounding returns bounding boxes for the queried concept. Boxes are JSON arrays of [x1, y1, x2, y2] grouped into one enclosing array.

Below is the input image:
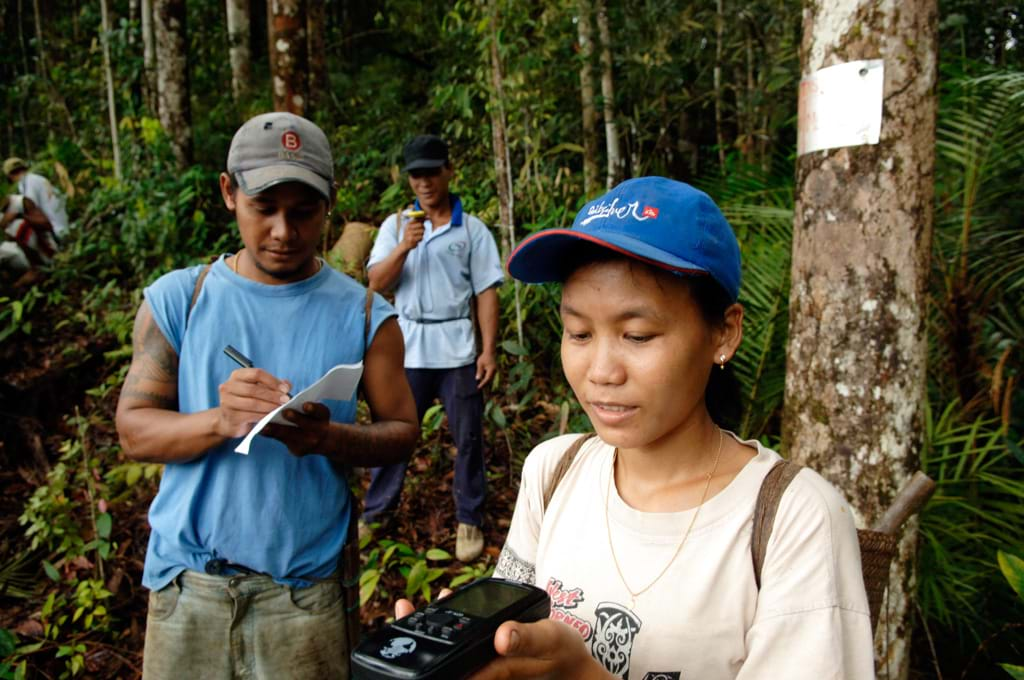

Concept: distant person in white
[[4, 157, 70, 240]]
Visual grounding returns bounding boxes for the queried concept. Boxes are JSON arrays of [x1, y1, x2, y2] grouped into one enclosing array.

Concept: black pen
[[223, 345, 293, 398]]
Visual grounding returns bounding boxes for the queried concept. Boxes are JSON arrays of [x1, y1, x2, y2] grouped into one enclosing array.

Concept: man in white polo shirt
[[365, 134, 503, 561]]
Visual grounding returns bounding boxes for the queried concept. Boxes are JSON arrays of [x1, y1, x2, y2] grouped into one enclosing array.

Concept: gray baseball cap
[[226, 112, 334, 201]]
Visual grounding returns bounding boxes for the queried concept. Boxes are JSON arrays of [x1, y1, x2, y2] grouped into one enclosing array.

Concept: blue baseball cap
[[507, 177, 741, 301]]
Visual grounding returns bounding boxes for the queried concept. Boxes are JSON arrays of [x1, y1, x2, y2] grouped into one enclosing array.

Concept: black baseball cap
[[402, 135, 449, 173]]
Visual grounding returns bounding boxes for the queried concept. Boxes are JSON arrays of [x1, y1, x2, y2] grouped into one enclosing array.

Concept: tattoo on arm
[[119, 303, 179, 411]]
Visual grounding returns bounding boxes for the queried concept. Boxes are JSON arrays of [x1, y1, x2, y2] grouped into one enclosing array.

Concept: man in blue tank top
[[115, 112, 419, 680]]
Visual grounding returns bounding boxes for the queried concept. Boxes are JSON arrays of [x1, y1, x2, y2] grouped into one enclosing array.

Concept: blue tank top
[[141, 255, 396, 590]]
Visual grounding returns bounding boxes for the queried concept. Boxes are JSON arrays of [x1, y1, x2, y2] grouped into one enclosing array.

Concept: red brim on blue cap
[[507, 229, 710, 284], [505, 177, 741, 301]]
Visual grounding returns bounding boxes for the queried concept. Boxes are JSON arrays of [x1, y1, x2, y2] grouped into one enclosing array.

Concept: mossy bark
[[784, 1, 937, 677], [268, 0, 308, 116], [154, 0, 193, 168]]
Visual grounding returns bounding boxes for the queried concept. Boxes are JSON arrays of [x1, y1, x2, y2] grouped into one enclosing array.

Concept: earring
[[719, 354, 727, 370]]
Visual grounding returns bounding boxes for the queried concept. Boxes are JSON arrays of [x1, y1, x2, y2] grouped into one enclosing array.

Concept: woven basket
[[857, 529, 899, 631]]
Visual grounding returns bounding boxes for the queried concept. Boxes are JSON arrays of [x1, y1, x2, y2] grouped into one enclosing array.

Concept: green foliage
[[996, 551, 1024, 678], [0, 288, 44, 343], [449, 562, 495, 590], [698, 157, 795, 440], [0, 629, 28, 680], [917, 402, 1024, 632], [359, 537, 452, 606]]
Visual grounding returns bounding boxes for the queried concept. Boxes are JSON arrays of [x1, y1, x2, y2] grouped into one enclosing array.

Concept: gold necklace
[[605, 426, 724, 610]]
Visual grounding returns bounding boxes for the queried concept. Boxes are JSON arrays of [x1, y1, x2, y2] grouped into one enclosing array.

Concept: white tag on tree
[[798, 59, 884, 156]]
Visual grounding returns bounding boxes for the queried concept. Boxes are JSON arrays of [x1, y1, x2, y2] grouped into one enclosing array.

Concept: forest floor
[[0, 303, 534, 679]]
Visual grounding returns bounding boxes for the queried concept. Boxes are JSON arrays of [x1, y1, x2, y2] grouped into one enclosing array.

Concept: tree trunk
[[155, 0, 193, 168], [307, 0, 327, 114], [226, 0, 252, 102], [488, 1, 523, 348], [99, 0, 122, 179], [268, 0, 308, 115], [576, 0, 599, 199], [128, 0, 138, 44], [31, 0, 46, 75], [594, 0, 621, 189], [17, 0, 29, 77], [142, 0, 158, 114], [713, 0, 726, 169], [782, 1, 937, 678]]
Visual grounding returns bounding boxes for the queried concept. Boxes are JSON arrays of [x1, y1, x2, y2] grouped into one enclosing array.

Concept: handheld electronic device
[[350, 577, 550, 680], [404, 209, 426, 219]]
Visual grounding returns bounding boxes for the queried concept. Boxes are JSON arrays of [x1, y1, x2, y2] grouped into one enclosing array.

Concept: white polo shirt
[[368, 197, 504, 369]]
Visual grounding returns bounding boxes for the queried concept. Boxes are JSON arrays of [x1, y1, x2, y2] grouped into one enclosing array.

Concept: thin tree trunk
[[128, 0, 138, 44], [488, 1, 523, 348], [743, 29, 755, 164], [576, 0, 599, 199], [269, 0, 308, 115], [142, 0, 158, 114], [307, 0, 327, 114], [17, 0, 29, 76], [595, 0, 621, 189], [31, 0, 46, 75], [226, 0, 252, 102], [782, 1, 938, 678], [155, 0, 193, 168], [99, 0, 122, 179], [713, 0, 726, 169]]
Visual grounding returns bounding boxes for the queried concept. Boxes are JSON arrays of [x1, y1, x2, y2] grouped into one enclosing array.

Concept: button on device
[[427, 611, 456, 626]]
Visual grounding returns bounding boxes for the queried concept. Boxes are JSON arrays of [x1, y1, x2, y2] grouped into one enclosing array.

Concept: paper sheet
[[798, 59, 884, 155], [235, 362, 364, 454]]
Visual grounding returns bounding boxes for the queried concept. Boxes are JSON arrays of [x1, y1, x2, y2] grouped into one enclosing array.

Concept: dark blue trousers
[[363, 364, 485, 527]]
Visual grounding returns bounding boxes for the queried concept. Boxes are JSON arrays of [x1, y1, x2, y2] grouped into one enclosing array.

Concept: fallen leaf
[[15, 619, 43, 637]]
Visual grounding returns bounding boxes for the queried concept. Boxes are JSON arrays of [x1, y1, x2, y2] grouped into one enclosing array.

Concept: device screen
[[441, 580, 528, 618]]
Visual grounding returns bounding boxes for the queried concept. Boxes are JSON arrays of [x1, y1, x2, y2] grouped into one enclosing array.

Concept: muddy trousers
[[141, 570, 350, 680]]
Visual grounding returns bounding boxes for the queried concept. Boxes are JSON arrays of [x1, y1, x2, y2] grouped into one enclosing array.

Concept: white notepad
[[234, 362, 364, 454]]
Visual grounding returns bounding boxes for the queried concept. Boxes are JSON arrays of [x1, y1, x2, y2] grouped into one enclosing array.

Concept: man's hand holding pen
[[214, 366, 293, 439], [219, 345, 330, 456]]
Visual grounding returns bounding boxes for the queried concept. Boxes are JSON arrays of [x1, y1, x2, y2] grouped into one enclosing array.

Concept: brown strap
[[751, 459, 803, 589], [185, 262, 214, 330], [542, 433, 597, 512], [363, 287, 374, 352]]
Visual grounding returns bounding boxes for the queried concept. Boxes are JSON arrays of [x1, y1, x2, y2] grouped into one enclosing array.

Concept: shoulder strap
[[751, 459, 803, 589], [542, 433, 597, 513], [185, 261, 214, 331], [363, 287, 375, 355]]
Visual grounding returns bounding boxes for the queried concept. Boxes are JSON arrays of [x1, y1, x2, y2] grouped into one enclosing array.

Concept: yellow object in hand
[[404, 209, 426, 219]]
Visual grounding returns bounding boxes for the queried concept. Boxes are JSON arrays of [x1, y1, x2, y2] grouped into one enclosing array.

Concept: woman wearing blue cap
[[468, 177, 873, 678]]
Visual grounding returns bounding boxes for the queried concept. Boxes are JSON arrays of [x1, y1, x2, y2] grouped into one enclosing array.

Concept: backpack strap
[[751, 459, 803, 589], [363, 287, 375, 354], [185, 260, 215, 331], [542, 433, 597, 513]]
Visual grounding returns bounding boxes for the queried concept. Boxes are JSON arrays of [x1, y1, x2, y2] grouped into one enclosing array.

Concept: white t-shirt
[[19, 172, 69, 238], [4, 194, 56, 263], [495, 433, 875, 680]]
